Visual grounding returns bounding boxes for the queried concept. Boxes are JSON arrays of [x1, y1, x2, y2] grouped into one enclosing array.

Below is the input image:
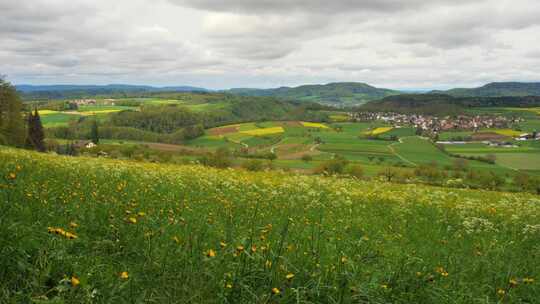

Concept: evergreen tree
[[90, 119, 99, 144], [26, 108, 46, 152], [0, 78, 26, 146]]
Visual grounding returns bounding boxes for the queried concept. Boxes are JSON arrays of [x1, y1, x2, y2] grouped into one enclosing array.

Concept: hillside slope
[[360, 93, 540, 114], [229, 82, 400, 106], [1, 147, 539, 303], [433, 82, 540, 97]]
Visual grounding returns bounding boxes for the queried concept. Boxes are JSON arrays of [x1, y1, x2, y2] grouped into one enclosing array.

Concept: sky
[[1, 0, 540, 90]]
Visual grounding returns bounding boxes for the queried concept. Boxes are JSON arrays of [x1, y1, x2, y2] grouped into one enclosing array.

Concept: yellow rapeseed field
[[37, 110, 60, 115], [493, 129, 524, 137], [365, 127, 393, 136], [300, 122, 330, 129], [240, 126, 285, 136]]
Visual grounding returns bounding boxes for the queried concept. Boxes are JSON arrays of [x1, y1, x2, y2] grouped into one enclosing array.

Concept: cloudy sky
[[1, 0, 540, 89]]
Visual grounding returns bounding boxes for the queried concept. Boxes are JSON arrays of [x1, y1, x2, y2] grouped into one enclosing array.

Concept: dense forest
[[432, 82, 540, 97], [0, 79, 25, 147], [360, 94, 540, 114]]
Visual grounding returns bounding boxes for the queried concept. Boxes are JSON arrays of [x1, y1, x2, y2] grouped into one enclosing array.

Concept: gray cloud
[[1, 0, 539, 89]]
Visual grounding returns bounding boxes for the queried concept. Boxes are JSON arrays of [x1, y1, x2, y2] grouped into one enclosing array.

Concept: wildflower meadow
[[0, 147, 539, 303]]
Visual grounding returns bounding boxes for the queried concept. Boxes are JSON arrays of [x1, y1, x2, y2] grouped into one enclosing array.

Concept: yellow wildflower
[[286, 273, 295, 280], [497, 289, 506, 296], [523, 277, 534, 284], [120, 271, 129, 279], [127, 217, 137, 224], [271, 287, 281, 295], [206, 249, 216, 258], [71, 276, 80, 287], [509, 278, 518, 287]]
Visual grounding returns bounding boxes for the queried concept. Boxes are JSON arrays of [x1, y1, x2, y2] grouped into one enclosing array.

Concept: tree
[[26, 109, 46, 152], [0, 78, 26, 146], [90, 119, 100, 144], [301, 154, 313, 162]]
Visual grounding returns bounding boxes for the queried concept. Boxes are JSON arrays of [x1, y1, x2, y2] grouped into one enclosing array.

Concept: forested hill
[[16, 84, 208, 99], [432, 82, 540, 97], [360, 94, 540, 115], [228, 82, 400, 106]]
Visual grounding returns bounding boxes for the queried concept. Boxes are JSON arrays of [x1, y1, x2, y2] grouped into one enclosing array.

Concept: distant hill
[[227, 82, 400, 106], [16, 84, 208, 100], [360, 94, 540, 115], [432, 82, 540, 97]]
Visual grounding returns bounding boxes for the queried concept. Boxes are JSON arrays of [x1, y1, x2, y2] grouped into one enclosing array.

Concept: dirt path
[[387, 137, 417, 166]]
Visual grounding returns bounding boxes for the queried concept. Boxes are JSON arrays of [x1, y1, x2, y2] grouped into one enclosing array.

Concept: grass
[[1, 147, 539, 303], [40, 113, 81, 127]]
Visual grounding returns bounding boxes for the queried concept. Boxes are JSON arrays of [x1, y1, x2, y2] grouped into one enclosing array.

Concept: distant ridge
[[16, 84, 207, 93], [15, 84, 209, 100], [227, 82, 400, 106], [431, 82, 540, 97]]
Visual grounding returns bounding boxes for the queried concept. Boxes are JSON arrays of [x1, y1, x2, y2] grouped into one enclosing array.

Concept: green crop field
[[1, 147, 539, 303], [40, 112, 81, 127]]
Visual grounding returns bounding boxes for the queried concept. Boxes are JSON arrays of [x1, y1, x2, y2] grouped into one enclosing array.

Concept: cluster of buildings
[[351, 112, 522, 132], [69, 99, 97, 106]]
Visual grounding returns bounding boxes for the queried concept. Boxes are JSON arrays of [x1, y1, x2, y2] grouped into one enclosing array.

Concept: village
[[351, 112, 522, 131]]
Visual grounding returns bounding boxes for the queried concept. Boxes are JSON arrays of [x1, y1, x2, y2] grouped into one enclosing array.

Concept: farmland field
[[1, 147, 539, 303]]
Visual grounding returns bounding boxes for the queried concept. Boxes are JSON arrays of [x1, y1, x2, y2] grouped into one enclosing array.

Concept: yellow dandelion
[[497, 289, 505, 296], [137, 212, 146, 217], [226, 283, 233, 289], [523, 277, 534, 284], [71, 276, 80, 287], [220, 241, 227, 248], [251, 245, 257, 253], [286, 273, 295, 280], [127, 217, 137, 224], [236, 245, 244, 252], [509, 278, 518, 287], [206, 249, 216, 258], [380, 284, 388, 289], [271, 287, 281, 295], [8, 172, 16, 180], [120, 271, 129, 279]]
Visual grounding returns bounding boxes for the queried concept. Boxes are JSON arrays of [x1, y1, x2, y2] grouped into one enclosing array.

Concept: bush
[[345, 164, 364, 178], [315, 157, 349, 175], [301, 154, 313, 162], [241, 159, 266, 171]]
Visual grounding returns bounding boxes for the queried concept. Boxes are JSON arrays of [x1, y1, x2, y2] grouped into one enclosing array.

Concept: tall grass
[[0, 147, 539, 303]]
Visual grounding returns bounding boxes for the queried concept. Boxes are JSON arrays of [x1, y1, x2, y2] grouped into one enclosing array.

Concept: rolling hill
[[360, 94, 540, 115], [228, 82, 400, 106], [16, 84, 208, 99], [433, 82, 540, 97]]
